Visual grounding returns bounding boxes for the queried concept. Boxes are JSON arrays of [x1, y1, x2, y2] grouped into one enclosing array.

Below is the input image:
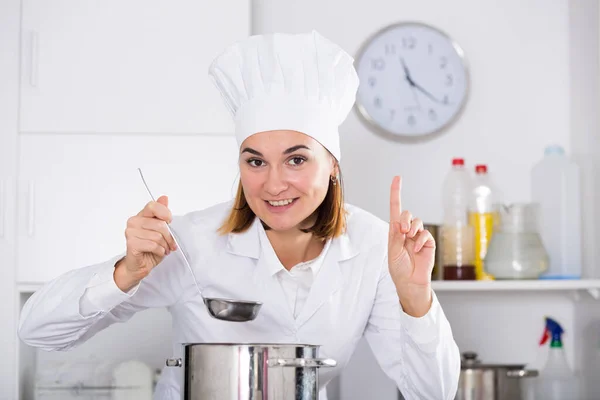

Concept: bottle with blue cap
[[531, 145, 582, 279], [535, 317, 580, 399]]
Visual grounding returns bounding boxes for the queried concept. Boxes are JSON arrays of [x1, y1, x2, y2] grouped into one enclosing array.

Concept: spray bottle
[[535, 317, 579, 399]]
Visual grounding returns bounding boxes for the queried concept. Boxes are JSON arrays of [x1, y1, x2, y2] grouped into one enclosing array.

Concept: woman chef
[[18, 31, 460, 399]]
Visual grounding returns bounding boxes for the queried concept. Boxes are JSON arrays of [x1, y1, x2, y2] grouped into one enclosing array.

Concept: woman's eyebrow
[[283, 145, 311, 154]]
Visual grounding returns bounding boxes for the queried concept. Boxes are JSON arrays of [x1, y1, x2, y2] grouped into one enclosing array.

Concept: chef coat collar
[[226, 214, 358, 263], [257, 225, 332, 277]]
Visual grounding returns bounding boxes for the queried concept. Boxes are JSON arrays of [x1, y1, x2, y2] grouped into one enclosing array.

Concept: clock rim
[[353, 20, 471, 143]]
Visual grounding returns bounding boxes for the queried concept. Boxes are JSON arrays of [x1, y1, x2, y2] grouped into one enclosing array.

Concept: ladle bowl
[[204, 297, 262, 322]]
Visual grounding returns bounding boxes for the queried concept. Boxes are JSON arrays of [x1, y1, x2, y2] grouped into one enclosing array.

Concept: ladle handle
[[137, 168, 204, 299]]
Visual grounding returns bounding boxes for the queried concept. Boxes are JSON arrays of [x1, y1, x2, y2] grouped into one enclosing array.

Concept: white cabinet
[[17, 134, 240, 283], [11, 2, 251, 396], [19, 0, 249, 134]]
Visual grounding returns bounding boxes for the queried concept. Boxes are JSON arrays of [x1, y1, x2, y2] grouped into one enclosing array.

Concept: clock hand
[[400, 56, 448, 105], [411, 80, 447, 105], [400, 56, 448, 107], [400, 57, 412, 81], [400, 57, 421, 108]]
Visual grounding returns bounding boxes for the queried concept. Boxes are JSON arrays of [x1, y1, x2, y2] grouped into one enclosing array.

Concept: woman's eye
[[248, 159, 264, 167], [288, 157, 305, 166]]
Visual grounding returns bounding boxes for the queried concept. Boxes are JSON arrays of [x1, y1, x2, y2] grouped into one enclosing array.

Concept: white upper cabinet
[[19, 0, 249, 134], [17, 134, 240, 284]]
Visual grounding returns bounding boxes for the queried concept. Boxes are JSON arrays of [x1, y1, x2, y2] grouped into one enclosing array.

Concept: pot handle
[[267, 358, 337, 368], [166, 358, 182, 367], [506, 369, 538, 378]]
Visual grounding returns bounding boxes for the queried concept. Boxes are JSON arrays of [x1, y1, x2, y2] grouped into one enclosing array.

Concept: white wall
[[570, 0, 600, 282], [254, 0, 572, 220], [253, 0, 598, 399]]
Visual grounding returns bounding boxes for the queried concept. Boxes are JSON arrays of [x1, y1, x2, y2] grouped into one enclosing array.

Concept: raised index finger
[[389, 175, 402, 222]]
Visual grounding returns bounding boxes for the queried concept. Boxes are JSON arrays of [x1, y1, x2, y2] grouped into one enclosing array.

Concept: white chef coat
[[18, 201, 461, 400], [261, 222, 332, 319]]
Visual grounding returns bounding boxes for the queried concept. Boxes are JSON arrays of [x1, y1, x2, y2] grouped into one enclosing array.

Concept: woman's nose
[[264, 167, 288, 196]]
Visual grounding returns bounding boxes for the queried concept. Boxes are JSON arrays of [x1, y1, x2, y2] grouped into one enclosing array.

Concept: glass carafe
[[484, 203, 549, 279]]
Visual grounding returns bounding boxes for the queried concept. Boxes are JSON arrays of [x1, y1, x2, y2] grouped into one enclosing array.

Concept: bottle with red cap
[[469, 164, 498, 280], [441, 157, 476, 280]]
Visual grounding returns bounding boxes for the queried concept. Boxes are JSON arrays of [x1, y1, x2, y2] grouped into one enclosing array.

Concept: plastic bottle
[[468, 164, 497, 280], [441, 158, 476, 280], [582, 320, 600, 398], [535, 317, 580, 399], [531, 145, 582, 279]]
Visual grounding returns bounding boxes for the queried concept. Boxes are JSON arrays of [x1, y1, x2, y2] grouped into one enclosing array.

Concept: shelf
[[17, 283, 43, 294], [432, 279, 600, 299], [19, 280, 600, 298]]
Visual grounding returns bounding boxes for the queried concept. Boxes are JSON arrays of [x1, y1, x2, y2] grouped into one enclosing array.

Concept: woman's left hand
[[388, 176, 436, 317]]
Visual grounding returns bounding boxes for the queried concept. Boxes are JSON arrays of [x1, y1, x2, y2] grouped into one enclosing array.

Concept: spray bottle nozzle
[[539, 317, 564, 347]]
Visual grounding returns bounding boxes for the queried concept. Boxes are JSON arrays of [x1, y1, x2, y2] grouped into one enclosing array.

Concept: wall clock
[[354, 22, 469, 141]]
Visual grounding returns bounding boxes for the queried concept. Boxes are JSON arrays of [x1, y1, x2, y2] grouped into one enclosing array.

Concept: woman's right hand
[[114, 195, 177, 291]]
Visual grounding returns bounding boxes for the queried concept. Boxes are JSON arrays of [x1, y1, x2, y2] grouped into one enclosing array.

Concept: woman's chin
[[261, 217, 298, 232]]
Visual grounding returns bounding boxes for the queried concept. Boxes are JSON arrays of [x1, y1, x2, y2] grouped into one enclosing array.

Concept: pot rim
[[181, 342, 320, 347], [461, 364, 527, 370]]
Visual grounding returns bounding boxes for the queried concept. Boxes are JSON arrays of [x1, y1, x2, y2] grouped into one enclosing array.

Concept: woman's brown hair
[[217, 170, 347, 240]]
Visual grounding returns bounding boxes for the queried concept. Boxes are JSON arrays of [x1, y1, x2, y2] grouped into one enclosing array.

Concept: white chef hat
[[208, 30, 359, 161]]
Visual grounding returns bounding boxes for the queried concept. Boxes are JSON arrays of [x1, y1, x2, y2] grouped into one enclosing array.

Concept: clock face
[[355, 22, 469, 140]]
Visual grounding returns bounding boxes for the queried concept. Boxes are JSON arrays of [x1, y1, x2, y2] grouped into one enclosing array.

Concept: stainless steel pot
[[166, 343, 336, 400], [456, 352, 538, 400]]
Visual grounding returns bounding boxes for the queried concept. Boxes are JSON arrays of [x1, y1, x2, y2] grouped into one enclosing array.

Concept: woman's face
[[239, 130, 336, 233]]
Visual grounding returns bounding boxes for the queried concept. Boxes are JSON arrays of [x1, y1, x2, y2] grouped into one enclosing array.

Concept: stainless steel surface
[[137, 168, 262, 322], [266, 358, 337, 368], [456, 352, 538, 400], [166, 343, 336, 400], [166, 358, 182, 367]]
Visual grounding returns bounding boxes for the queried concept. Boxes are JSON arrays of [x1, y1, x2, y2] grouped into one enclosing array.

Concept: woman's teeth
[[268, 199, 294, 207]]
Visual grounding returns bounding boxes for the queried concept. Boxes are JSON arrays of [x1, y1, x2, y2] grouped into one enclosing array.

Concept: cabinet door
[[17, 134, 240, 283], [19, 0, 249, 134]]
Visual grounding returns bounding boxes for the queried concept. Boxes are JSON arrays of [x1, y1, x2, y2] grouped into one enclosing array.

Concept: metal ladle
[[137, 168, 262, 322]]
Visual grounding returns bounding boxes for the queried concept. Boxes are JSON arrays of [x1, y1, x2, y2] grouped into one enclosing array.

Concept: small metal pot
[[166, 343, 336, 400], [456, 351, 538, 400]]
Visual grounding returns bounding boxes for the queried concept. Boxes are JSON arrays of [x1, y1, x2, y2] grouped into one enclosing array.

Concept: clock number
[[402, 37, 416, 50], [390, 109, 396, 120], [407, 115, 416, 126], [385, 44, 396, 55], [368, 77, 377, 87], [374, 97, 382, 108], [428, 43, 433, 55], [428, 109, 437, 121], [440, 56, 448, 69], [371, 58, 385, 70], [445, 74, 453, 86], [443, 95, 449, 105]]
